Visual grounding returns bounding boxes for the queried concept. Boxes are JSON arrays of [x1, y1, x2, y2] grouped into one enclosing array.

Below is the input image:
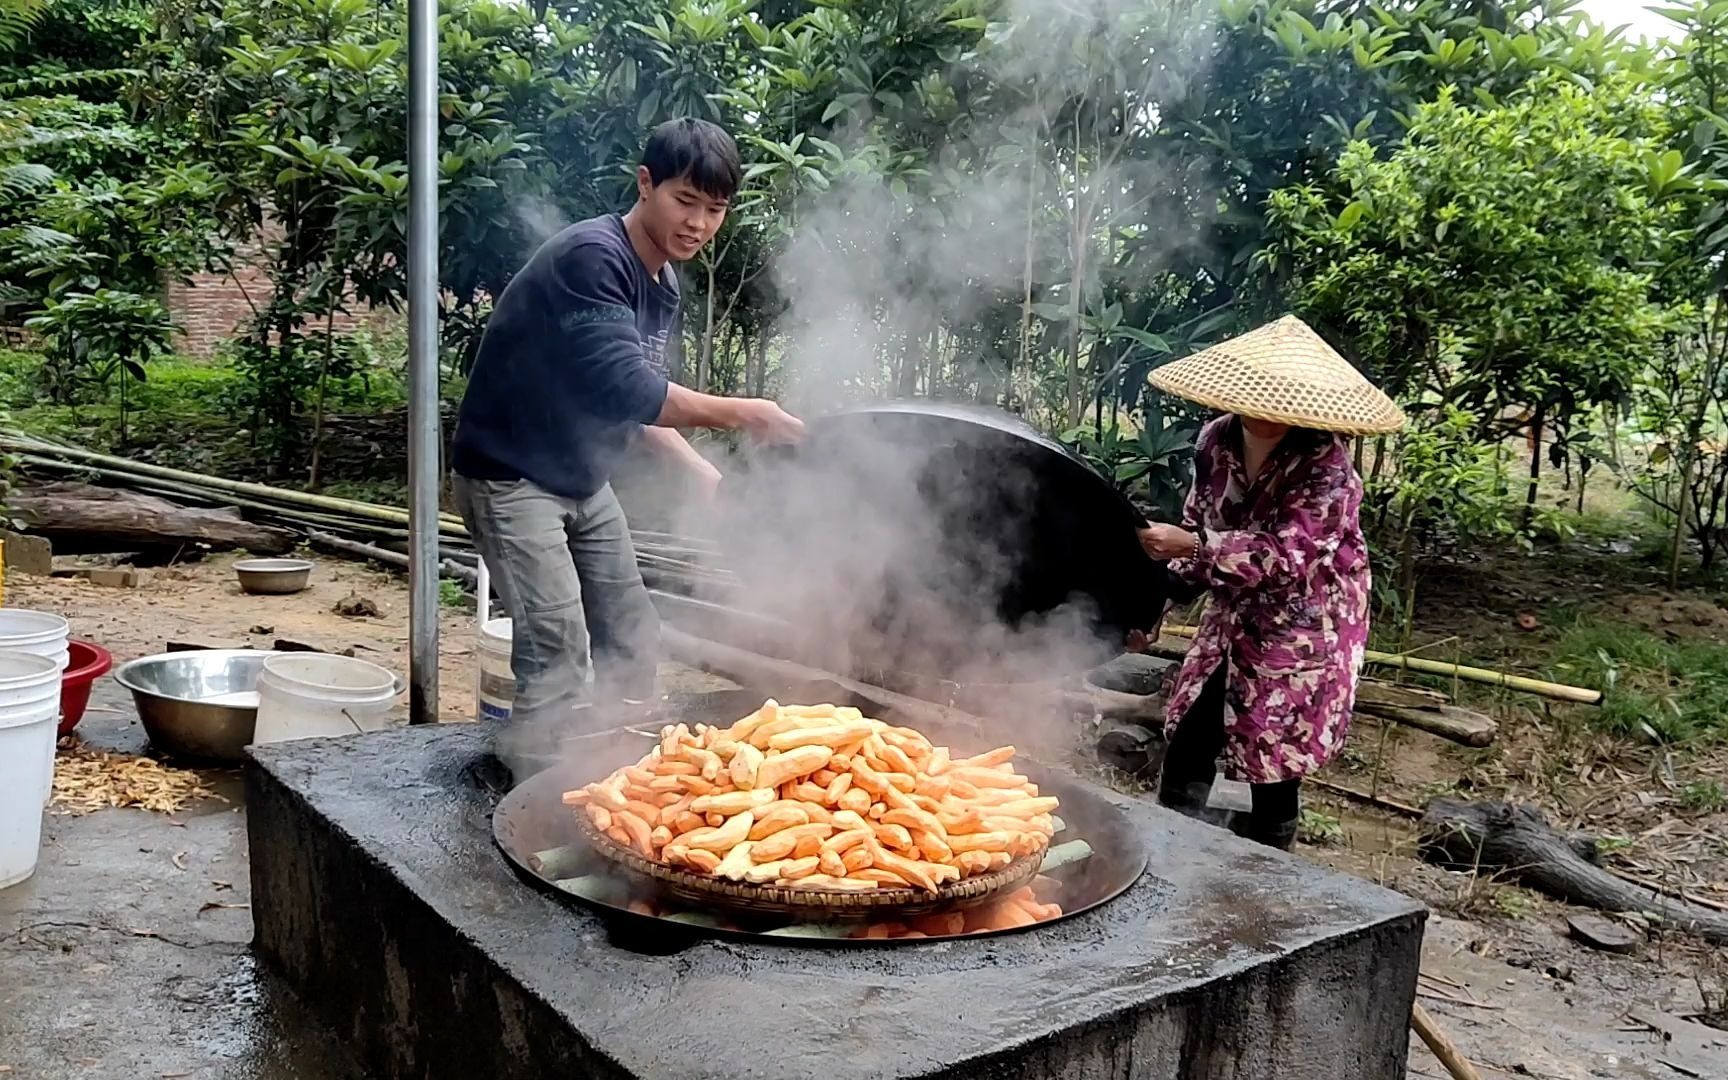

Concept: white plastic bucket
[[0, 610, 70, 807], [0, 651, 64, 889], [252, 654, 402, 746], [476, 618, 513, 722]]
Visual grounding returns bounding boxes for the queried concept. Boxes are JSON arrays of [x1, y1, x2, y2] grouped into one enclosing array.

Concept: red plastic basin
[[59, 639, 113, 736]]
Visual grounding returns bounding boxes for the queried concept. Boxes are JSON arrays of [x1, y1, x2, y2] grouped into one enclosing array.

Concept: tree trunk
[[1419, 798, 1728, 945], [1397, 496, 1418, 651], [308, 308, 336, 491], [749, 330, 767, 397], [1671, 444, 1695, 588], [895, 325, 917, 397], [1522, 403, 1545, 530], [1016, 144, 1038, 412], [9, 482, 299, 555], [697, 264, 717, 393]]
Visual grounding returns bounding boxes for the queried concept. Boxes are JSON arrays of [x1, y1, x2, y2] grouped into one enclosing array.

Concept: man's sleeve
[[544, 242, 670, 423]]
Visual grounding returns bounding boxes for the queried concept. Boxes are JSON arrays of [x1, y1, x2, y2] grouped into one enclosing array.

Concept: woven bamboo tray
[[573, 811, 1046, 922]]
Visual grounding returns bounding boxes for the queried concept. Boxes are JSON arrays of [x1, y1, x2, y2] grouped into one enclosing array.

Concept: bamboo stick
[[1410, 1002, 1483, 1080], [1159, 624, 1601, 705], [2, 434, 471, 533]]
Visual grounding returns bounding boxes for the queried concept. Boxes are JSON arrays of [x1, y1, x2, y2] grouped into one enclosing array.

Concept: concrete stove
[[246, 707, 1425, 1080]]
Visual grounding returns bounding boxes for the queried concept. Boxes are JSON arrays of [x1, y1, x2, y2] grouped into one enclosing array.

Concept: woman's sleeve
[[1163, 436, 1214, 591], [1187, 455, 1358, 593]]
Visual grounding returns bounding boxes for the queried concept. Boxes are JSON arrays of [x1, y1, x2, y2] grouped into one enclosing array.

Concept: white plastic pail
[[0, 610, 70, 807], [476, 618, 513, 722], [0, 652, 64, 889], [252, 654, 402, 746]]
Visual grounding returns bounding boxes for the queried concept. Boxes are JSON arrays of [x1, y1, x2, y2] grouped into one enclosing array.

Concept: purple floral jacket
[[1163, 416, 1371, 784]]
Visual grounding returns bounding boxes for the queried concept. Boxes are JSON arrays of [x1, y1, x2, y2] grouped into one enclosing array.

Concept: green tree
[[1263, 72, 1688, 524]]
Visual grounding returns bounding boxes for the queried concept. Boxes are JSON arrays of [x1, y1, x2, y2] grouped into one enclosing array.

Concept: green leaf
[[1335, 201, 1366, 230]]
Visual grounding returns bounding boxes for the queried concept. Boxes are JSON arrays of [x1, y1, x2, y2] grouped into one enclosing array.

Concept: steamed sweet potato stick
[[575, 700, 1056, 891], [755, 745, 835, 791], [955, 746, 1016, 769], [751, 823, 834, 862], [689, 788, 777, 815]]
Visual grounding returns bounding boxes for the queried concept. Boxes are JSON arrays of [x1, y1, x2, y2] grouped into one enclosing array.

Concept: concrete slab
[[0, 680, 363, 1080], [247, 720, 1427, 1080]]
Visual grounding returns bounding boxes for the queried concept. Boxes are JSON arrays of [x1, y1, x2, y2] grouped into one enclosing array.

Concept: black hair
[[641, 118, 741, 201]]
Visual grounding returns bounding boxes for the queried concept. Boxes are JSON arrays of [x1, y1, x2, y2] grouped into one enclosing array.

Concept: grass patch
[[1681, 780, 1728, 813], [1547, 618, 1728, 743]]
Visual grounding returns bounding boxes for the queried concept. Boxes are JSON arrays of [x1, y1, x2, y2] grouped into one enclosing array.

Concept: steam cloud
[[497, 0, 1219, 775]]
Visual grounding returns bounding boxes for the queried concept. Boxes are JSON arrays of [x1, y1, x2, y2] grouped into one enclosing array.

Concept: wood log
[[1419, 798, 1728, 945], [9, 482, 297, 555], [1355, 702, 1497, 748], [1354, 679, 1450, 710]]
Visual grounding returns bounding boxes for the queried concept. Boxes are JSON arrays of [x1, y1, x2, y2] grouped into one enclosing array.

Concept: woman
[[1137, 315, 1404, 850]]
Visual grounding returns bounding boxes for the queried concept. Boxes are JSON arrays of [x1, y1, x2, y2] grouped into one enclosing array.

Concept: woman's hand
[[1138, 523, 1199, 561]]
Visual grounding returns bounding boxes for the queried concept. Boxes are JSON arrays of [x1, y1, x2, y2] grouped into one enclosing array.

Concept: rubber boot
[[1232, 813, 1299, 852], [1156, 777, 1235, 828]]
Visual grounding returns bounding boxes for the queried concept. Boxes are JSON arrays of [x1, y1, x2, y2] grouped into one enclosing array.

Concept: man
[[452, 117, 803, 724]]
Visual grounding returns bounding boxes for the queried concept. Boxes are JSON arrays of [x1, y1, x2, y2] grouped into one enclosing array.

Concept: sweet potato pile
[[563, 699, 1057, 893]]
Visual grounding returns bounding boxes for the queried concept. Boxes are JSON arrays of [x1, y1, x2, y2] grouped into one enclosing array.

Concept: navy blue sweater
[[452, 214, 676, 500]]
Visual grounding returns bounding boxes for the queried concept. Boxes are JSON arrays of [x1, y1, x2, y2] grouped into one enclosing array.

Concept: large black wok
[[716, 401, 1168, 680]]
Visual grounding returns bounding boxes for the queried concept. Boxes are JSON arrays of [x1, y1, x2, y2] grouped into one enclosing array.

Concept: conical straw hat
[[1147, 315, 1405, 435]]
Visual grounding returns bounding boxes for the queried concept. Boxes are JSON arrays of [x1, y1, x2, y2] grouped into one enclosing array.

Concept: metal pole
[[406, 0, 440, 724]]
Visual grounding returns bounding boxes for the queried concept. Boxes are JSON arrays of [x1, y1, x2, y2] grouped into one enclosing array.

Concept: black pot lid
[[717, 402, 1168, 678]]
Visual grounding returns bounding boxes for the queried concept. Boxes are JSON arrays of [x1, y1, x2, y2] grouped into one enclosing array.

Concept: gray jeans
[[453, 476, 659, 723]]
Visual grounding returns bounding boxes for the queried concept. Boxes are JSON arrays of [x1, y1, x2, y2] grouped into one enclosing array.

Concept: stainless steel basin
[[113, 649, 279, 761], [234, 558, 314, 595]]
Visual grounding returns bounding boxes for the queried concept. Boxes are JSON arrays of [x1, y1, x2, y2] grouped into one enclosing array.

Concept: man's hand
[[733, 398, 804, 445], [1138, 523, 1199, 561]]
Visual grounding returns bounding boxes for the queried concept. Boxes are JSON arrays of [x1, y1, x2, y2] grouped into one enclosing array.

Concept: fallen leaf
[[171, 851, 188, 871], [210, 879, 231, 890], [197, 901, 249, 915]]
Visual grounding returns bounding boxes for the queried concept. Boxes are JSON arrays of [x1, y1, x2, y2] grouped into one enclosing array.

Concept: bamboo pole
[[1410, 1002, 1483, 1080], [12, 437, 723, 562], [1158, 624, 1601, 705], [1, 434, 470, 532]]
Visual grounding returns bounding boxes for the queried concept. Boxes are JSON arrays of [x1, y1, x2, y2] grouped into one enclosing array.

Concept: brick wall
[[164, 267, 397, 357], [164, 225, 398, 357]]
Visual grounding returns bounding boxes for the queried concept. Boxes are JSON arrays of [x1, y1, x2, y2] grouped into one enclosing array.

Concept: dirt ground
[[1295, 539, 1728, 1079], [2, 552, 1727, 1078]]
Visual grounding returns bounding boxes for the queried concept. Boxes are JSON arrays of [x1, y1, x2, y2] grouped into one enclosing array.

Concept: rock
[[87, 566, 148, 589], [1095, 724, 1157, 777], [0, 529, 54, 577], [1567, 913, 1642, 954], [249, 625, 275, 636]]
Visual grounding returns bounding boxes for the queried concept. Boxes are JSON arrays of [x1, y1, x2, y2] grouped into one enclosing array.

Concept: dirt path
[[9, 552, 486, 720]]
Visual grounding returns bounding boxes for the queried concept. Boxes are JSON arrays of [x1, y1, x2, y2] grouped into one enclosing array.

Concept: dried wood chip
[[50, 743, 219, 816]]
